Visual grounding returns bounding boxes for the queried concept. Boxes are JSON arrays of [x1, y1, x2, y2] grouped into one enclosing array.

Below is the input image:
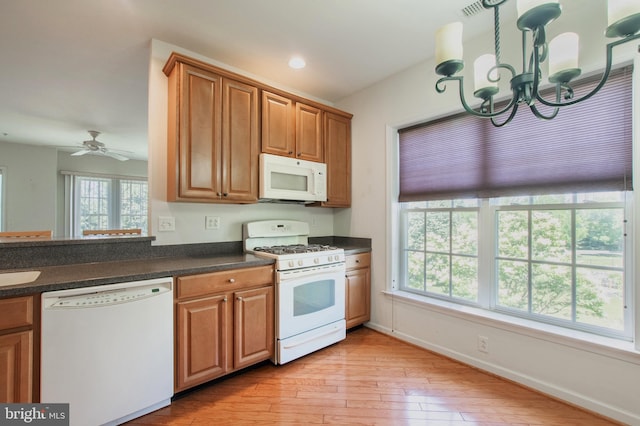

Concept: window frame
[[63, 171, 148, 237], [398, 193, 633, 341]]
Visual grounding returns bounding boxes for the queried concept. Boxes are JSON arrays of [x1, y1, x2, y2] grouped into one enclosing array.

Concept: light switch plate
[[158, 216, 175, 232]]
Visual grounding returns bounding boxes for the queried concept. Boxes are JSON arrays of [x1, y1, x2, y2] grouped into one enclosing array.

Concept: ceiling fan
[[71, 130, 130, 161]]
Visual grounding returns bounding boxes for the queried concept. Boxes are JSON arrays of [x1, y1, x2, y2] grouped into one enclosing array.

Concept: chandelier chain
[[494, 6, 501, 63]]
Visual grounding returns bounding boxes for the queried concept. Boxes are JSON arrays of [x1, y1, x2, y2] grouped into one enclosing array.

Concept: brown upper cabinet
[[323, 112, 352, 207], [164, 55, 259, 203], [163, 52, 352, 207], [261, 91, 323, 163]]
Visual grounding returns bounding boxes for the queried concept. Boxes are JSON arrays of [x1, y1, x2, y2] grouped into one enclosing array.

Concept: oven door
[[277, 264, 345, 340]]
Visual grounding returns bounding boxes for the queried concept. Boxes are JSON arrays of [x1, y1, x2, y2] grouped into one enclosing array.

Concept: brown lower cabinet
[[174, 265, 274, 392], [345, 252, 371, 329], [0, 296, 35, 403]]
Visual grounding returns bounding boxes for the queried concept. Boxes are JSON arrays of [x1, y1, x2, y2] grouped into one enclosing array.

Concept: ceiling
[[0, 0, 510, 160]]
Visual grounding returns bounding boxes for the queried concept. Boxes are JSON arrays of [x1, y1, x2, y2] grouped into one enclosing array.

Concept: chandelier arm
[[530, 34, 544, 104], [529, 103, 559, 120], [536, 33, 640, 108], [522, 31, 528, 73], [490, 103, 519, 127], [435, 75, 519, 118], [460, 78, 521, 118]]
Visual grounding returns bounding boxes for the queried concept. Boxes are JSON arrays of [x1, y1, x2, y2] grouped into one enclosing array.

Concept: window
[[65, 173, 148, 236], [397, 67, 633, 339], [403, 199, 479, 303], [400, 192, 631, 338]]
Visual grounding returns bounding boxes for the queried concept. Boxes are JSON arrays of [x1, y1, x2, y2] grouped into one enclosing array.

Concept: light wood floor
[[126, 327, 618, 425]]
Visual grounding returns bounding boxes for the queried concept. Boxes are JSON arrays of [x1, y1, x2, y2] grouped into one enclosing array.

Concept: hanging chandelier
[[434, 0, 640, 127]]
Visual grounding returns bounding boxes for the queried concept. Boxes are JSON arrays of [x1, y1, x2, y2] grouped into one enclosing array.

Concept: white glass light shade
[[474, 54, 498, 91], [435, 22, 463, 66], [608, 0, 640, 26], [288, 56, 306, 69], [548, 32, 579, 77], [516, 0, 559, 17]]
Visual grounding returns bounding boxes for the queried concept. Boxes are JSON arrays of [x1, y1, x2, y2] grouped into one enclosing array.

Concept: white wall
[[147, 40, 337, 245], [335, 1, 640, 423], [0, 141, 57, 232]]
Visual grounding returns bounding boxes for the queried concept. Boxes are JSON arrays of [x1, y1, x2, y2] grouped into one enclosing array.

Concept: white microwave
[[259, 153, 327, 202]]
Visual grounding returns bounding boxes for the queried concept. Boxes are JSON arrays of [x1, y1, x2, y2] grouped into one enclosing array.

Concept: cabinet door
[[323, 112, 351, 207], [261, 91, 295, 157], [0, 331, 32, 403], [221, 79, 259, 202], [173, 63, 223, 201], [233, 286, 274, 369], [345, 253, 371, 329], [296, 103, 323, 162], [175, 295, 229, 391]]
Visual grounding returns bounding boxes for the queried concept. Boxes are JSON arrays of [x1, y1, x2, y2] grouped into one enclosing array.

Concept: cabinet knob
[[228, 278, 235, 283], [288, 151, 293, 155], [237, 296, 243, 301], [223, 296, 227, 302], [297, 152, 301, 157], [223, 193, 228, 197], [356, 259, 360, 263]]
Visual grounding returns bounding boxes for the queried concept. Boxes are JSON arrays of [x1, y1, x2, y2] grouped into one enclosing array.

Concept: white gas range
[[243, 220, 346, 364]]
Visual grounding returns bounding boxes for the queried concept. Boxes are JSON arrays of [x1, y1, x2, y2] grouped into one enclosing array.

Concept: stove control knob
[[298, 260, 304, 266], [314, 258, 320, 264], [328, 255, 334, 262], [288, 260, 295, 268]]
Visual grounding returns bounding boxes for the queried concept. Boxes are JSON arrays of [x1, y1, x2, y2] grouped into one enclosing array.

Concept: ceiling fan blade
[[71, 149, 90, 156], [104, 151, 129, 161]]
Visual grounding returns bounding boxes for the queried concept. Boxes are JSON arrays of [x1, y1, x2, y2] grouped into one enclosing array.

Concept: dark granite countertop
[[0, 253, 275, 297], [0, 236, 371, 298]]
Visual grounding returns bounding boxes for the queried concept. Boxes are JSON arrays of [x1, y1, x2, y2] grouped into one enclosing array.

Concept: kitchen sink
[[0, 270, 41, 287]]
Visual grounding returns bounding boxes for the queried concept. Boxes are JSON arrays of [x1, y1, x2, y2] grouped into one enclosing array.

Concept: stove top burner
[[253, 244, 338, 255]]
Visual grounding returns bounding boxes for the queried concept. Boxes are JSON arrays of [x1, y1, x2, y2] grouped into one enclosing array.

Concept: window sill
[[383, 290, 640, 365]]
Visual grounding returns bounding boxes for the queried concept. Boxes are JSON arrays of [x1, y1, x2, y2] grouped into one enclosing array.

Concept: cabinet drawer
[[176, 265, 274, 300], [346, 252, 371, 270], [0, 296, 33, 331]]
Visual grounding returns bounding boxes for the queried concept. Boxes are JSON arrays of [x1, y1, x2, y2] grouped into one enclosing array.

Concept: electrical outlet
[[205, 216, 220, 230], [158, 216, 175, 232], [478, 335, 489, 353]]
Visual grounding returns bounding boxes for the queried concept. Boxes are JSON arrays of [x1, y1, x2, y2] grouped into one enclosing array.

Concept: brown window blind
[[398, 66, 633, 202]]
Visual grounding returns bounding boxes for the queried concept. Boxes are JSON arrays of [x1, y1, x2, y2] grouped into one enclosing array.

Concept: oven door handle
[[282, 326, 342, 349]]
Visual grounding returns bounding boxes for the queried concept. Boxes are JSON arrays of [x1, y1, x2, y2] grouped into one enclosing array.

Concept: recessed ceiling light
[[288, 56, 306, 69]]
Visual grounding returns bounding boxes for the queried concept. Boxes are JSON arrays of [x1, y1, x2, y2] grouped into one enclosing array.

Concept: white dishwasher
[[41, 277, 174, 426]]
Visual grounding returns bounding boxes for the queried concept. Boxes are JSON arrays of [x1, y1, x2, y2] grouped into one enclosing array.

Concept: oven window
[[293, 280, 335, 316], [272, 171, 307, 191]]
